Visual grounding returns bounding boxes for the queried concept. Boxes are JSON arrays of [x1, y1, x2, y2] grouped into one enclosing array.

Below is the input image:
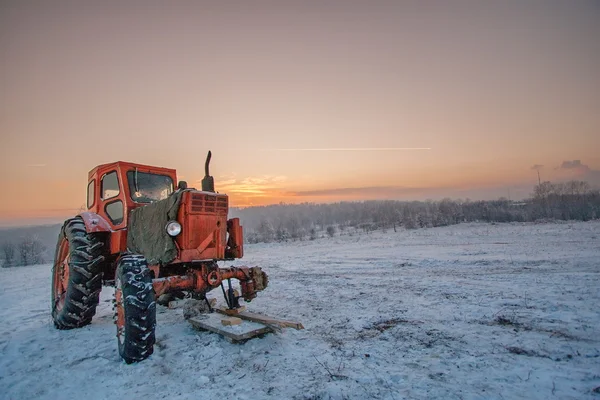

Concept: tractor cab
[[86, 161, 178, 230]]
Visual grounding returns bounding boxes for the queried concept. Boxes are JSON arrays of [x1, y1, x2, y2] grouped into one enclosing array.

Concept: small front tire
[[114, 254, 156, 364]]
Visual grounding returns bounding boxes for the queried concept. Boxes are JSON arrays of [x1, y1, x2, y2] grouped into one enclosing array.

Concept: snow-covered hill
[[1, 221, 599, 400]]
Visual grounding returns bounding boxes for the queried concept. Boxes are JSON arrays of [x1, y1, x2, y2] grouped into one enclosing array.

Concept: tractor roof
[[88, 161, 176, 180]]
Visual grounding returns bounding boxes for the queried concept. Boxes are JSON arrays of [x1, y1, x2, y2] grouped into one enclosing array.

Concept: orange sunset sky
[[1, 1, 599, 226]]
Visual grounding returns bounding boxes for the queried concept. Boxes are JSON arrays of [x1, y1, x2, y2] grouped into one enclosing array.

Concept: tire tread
[[52, 217, 105, 330], [115, 255, 156, 364]]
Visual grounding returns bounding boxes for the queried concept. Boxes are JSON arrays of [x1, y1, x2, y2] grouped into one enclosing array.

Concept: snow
[[1, 221, 599, 400]]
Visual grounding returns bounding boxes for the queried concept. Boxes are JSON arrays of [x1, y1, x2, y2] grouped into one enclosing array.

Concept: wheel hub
[[53, 239, 70, 312], [114, 277, 125, 345]]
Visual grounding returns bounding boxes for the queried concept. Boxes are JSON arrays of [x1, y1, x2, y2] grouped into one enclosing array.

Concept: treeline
[[231, 180, 600, 244], [1, 180, 597, 265], [1, 234, 47, 268]]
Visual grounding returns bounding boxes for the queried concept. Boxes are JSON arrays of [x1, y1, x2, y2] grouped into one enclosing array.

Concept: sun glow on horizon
[[0, 2, 598, 224]]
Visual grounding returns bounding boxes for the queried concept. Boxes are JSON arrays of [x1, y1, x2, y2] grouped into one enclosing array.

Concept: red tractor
[[51, 151, 268, 363]]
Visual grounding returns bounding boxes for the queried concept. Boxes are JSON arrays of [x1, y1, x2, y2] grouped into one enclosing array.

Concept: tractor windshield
[[127, 171, 174, 203]]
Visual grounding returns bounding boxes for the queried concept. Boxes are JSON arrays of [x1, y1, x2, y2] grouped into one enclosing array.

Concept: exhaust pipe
[[201, 150, 215, 192]]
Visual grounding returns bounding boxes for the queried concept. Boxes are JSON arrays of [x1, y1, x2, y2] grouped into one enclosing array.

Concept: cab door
[[98, 169, 127, 230]]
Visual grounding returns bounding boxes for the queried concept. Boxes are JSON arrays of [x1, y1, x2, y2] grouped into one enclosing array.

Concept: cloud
[[288, 183, 543, 202], [530, 164, 543, 170], [202, 175, 289, 201], [26, 164, 46, 167], [217, 178, 238, 186], [290, 186, 424, 197], [559, 160, 589, 171], [240, 176, 286, 185], [259, 147, 431, 152], [553, 159, 600, 187]]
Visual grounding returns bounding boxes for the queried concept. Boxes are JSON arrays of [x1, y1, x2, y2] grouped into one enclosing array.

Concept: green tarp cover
[[127, 191, 183, 265]]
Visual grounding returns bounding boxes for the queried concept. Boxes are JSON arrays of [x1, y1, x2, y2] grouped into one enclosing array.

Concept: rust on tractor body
[[151, 265, 261, 300], [78, 211, 113, 233], [52, 239, 70, 312], [173, 191, 229, 262]]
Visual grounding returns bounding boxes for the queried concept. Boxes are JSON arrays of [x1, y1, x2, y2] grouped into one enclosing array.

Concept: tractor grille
[[190, 193, 228, 214]]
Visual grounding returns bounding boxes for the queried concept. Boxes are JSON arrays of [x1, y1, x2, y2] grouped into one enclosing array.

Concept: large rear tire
[[51, 217, 105, 329], [114, 254, 156, 364]]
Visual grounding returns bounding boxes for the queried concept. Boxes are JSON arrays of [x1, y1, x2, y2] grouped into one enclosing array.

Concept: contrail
[[259, 147, 431, 151]]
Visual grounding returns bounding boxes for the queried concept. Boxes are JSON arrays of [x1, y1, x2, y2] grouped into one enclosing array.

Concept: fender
[[78, 211, 113, 233]]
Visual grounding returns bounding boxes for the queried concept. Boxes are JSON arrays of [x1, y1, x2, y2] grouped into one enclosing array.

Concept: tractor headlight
[[166, 221, 182, 237]]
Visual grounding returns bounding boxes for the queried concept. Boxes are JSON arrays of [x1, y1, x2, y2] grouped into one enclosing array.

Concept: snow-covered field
[[1, 221, 599, 400]]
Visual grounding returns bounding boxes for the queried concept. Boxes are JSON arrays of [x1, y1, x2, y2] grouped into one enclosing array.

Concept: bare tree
[[18, 234, 46, 266], [31, 237, 45, 264], [2, 242, 16, 268], [287, 217, 302, 241], [326, 226, 336, 237], [19, 240, 29, 266], [256, 219, 275, 243], [234, 179, 599, 243], [275, 226, 289, 242]]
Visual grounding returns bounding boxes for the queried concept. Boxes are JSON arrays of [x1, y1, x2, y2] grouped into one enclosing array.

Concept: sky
[[1, 0, 599, 226]]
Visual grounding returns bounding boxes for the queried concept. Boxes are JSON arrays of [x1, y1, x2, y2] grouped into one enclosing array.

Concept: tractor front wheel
[[114, 254, 156, 364], [51, 217, 105, 329]]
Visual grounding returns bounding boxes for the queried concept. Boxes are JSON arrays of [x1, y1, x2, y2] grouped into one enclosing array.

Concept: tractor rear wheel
[[114, 254, 156, 364], [51, 216, 105, 329]]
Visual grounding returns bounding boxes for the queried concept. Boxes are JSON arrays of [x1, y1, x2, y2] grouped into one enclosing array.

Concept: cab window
[[101, 171, 120, 200], [127, 170, 174, 203], [105, 200, 124, 225], [87, 179, 95, 209]]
